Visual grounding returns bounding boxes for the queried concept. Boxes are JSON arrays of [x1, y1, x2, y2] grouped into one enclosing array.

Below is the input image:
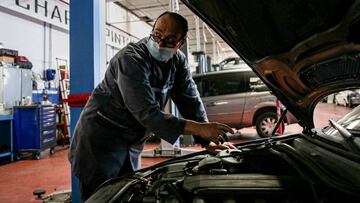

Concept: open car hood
[[182, 0, 360, 130]]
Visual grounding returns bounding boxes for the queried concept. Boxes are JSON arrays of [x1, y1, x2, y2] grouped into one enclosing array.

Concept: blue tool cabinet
[[13, 105, 57, 160], [0, 114, 13, 162]]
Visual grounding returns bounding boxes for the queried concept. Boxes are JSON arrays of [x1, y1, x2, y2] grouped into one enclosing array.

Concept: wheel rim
[[260, 116, 277, 136]]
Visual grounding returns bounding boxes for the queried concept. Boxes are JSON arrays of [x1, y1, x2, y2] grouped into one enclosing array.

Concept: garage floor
[[0, 103, 351, 203]]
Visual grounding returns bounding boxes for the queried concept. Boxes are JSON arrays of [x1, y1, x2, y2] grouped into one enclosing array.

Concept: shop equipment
[[13, 105, 56, 160]]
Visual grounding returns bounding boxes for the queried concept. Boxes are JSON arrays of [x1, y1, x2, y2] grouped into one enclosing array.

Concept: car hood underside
[[182, 0, 360, 130]]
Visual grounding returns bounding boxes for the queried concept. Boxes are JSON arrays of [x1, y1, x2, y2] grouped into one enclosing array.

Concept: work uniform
[[68, 37, 209, 200]]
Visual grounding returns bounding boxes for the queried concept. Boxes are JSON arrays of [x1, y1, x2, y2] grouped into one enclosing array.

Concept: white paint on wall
[[104, 2, 152, 74], [106, 2, 151, 40], [0, 7, 69, 84], [0, 1, 152, 83], [105, 24, 138, 50], [51, 25, 70, 86], [0, 8, 44, 72], [0, 0, 69, 30]]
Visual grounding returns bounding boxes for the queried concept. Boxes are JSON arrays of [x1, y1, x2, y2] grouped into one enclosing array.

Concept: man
[[69, 11, 235, 201]]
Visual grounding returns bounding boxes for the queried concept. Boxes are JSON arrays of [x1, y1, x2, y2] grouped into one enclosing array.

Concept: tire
[[255, 111, 285, 138]]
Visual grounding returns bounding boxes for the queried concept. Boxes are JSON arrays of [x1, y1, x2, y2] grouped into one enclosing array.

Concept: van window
[[244, 71, 269, 92], [201, 72, 248, 97], [193, 71, 268, 97]]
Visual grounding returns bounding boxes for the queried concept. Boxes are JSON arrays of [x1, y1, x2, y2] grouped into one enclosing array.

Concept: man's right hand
[[205, 141, 236, 155], [184, 120, 234, 144]]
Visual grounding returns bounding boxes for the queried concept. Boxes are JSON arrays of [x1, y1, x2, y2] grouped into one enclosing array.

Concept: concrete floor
[[0, 103, 352, 203]]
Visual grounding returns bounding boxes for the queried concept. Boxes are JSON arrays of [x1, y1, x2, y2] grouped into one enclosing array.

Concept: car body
[[87, 0, 360, 202], [193, 68, 297, 137], [335, 90, 360, 107], [218, 57, 249, 70]]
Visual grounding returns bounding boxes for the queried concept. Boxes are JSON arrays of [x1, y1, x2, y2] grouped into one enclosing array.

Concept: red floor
[[0, 103, 351, 203]]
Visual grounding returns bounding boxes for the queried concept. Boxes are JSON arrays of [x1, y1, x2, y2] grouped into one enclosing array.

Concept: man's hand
[[205, 141, 236, 155], [184, 120, 234, 144]]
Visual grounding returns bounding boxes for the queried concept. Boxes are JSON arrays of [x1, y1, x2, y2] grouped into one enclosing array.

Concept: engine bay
[[87, 134, 360, 203]]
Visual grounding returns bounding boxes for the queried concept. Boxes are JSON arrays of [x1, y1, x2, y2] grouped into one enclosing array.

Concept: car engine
[[87, 134, 360, 203]]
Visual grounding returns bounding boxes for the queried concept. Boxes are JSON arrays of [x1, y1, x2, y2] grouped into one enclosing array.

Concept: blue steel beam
[[69, 0, 104, 202]]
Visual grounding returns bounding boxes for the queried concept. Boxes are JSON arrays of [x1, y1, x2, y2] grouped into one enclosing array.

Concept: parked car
[[87, 0, 360, 202], [217, 57, 249, 70], [193, 68, 297, 137], [335, 90, 360, 107]]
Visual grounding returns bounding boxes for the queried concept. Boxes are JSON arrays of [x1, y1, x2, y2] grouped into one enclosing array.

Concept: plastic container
[[45, 69, 56, 81]]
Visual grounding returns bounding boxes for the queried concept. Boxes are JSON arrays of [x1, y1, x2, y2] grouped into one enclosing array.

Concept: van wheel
[[255, 112, 285, 138]]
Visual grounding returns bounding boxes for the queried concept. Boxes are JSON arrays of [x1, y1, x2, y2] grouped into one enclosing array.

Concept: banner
[[0, 0, 139, 48], [0, 0, 69, 30], [105, 25, 138, 49]]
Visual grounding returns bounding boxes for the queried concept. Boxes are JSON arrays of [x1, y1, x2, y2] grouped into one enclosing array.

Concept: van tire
[[255, 111, 285, 138]]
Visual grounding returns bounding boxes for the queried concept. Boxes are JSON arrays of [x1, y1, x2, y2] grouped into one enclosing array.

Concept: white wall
[[106, 3, 151, 40], [0, 7, 69, 86], [50, 24, 69, 86], [0, 8, 44, 73], [105, 2, 152, 68], [0, 1, 152, 83]]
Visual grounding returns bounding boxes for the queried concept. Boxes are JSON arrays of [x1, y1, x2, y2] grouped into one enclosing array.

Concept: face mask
[[146, 39, 175, 62]]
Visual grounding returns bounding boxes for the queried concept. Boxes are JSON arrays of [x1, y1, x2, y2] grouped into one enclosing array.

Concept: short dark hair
[[153, 11, 188, 38]]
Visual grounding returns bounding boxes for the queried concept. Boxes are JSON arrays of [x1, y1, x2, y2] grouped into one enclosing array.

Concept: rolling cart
[[0, 114, 13, 162], [13, 105, 57, 160]]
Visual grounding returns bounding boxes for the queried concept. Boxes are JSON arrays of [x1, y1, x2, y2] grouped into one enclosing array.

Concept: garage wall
[[50, 24, 69, 86], [0, 1, 156, 83], [0, 6, 69, 85], [106, 2, 151, 40], [105, 2, 151, 69]]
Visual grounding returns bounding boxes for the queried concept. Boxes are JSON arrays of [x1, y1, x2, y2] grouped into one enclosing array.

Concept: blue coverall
[[68, 37, 209, 200]]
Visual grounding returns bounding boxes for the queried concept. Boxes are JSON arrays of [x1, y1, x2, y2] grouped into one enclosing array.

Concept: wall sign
[[0, 0, 139, 48], [0, 0, 70, 30], [105, 25, 138, 49]]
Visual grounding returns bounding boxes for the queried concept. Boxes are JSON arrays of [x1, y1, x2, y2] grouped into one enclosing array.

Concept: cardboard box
[[0, 56, 15, 63]]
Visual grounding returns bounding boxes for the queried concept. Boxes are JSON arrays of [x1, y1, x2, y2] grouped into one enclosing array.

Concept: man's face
[[152, 15, 185, 49]]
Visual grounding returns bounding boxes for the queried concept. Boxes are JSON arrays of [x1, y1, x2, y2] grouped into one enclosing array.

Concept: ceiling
[[113, 0, 237, 63]]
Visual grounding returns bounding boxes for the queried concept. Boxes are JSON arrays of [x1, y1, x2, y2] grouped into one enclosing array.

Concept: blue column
[[69, 0, 105, 202]]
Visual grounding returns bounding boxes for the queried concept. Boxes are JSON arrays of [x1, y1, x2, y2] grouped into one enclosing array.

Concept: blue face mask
[[146, 38, 175, 62]]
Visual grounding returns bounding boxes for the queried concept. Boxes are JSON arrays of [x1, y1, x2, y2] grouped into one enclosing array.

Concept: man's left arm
[[171, 53, 233, 148], [170, 54, 209, 146]]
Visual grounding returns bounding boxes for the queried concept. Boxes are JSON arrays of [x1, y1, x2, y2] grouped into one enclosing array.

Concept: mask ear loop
[[176, 37, 187, 49]]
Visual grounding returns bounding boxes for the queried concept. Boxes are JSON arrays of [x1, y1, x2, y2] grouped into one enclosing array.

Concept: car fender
[[246, 102, 277, 126], [250, 102, 297, 125]]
